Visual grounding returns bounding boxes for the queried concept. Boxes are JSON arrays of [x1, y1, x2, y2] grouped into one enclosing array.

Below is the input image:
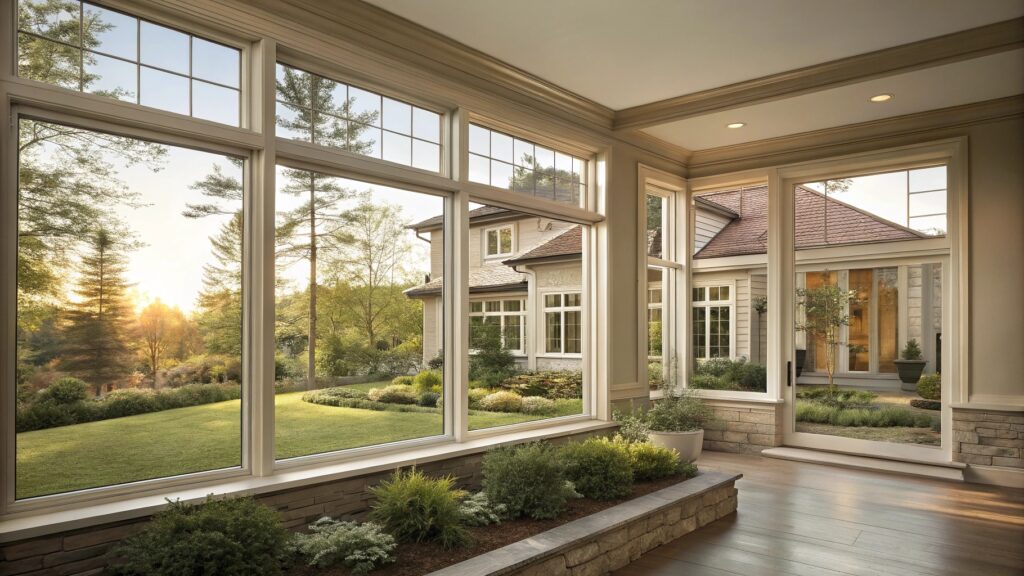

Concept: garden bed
[[289, 471, 740, 576]]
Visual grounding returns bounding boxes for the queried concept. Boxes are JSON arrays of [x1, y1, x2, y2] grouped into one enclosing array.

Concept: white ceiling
[[366, 0, 1024, 110], [643, 49, 1024, 150]]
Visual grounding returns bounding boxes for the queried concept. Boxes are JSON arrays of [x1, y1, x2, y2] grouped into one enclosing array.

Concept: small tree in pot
[[646, 387, 717, 462], [894, 339, 927, 391]]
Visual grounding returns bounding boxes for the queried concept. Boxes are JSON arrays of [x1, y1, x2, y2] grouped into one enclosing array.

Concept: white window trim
[[540, 290, 583, 357], [482, 223, 515, 259], [691, 281, 736, 361], [469, 296, 527, 355]]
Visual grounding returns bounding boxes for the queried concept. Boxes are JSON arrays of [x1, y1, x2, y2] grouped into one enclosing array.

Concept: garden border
[[427, 470, 741, 576]]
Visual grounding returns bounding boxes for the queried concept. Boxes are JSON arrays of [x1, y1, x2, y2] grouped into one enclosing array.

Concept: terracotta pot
[[649, 429, 704, 462]]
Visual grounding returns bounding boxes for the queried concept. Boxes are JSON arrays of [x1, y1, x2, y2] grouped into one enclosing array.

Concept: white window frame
[[691, 282, 735, 361], [540, 291, 583, 357], [469, 297, 526, 355], [482, 223, 515, 259], [646, 279, 663, 361]]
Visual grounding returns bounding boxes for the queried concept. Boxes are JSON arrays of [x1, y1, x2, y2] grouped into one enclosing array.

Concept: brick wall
[[952, 408, 1024, 468], [0, 430, 603, 576], [702, 401, 783, 454]]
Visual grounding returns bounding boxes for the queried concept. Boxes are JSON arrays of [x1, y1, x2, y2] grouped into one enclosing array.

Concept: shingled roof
[[404, 264, 527, 298], [409, 205, 523, 231], [694, 185, 926, 260], [503, 226, 582, 265]]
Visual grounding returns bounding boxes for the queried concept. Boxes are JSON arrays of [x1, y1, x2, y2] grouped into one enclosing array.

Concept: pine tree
[[196, 213, 244, 356], [60, 228, 135, 395]]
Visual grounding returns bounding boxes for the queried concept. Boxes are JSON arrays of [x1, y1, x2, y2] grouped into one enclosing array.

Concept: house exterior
[[410, 185, 942, 389]]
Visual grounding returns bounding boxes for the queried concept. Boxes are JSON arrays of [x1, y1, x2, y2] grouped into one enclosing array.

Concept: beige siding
[[469, 217, 575, 269], [750, 273, 767, 365], [692, 270, 751, 360], [421, 296, 440, 364], [428, 229, 443, 278], [695, 209, 731, 254]]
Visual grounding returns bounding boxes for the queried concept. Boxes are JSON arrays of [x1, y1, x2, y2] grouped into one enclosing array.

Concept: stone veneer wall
[[0, 431, 603, 576], [702, 400, 784, 454], [952, 408, 1024, 468]]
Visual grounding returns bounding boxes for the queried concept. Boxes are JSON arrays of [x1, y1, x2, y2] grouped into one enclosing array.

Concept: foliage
[[679, 461, 699, 479], [646, 390, 717, 433], [164, 355, 241, 387], [302, 389, 438, 414], [482, 442, 579, 520], [35, 377, 88, 405], [689, 374, 734, 390], [693, 358, 766, 392], [367, 384, 418, 404], [369, 468, 470, 549], [795, 272, 860, 389], [289, 518, 396, 573], [617, 439, 682, 481], [391, 375, 414, 386], [561, 438, 634, 500], [418, 391, 440, 407], [612, 410, 650, 444], [136, 301, 192, 379], [796, 387, 877, 409], [413, 370, 442, 394], [910, 399, 942, 411], [469, 322, 518, 388], [195, 213, 244, 357], [304, 386, 368, 400], [468, 387, 492, 409], [917, 372, 941, 400], [648, 361, 664, 389], [109, 497, 290, 576], [498, 370, 583, 399], [428, 351, 444, 370], [795, 401, 934, 427], [520, 396, 556, 414], [477, 390, 524, 413], [901, 338, 923, 361], [458, 492, 507, 527]]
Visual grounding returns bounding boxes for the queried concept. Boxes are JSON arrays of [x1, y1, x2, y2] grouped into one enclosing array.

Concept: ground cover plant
[[289, 518, 397, 573]]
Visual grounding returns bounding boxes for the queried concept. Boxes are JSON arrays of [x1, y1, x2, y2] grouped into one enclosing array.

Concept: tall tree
[[137, 300, 184, 380], [195, 213, 244, 356], [60, 228, 135, 395]]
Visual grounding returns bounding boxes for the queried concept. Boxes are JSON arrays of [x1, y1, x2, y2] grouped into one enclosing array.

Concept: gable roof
[[503, 225, 582, 266], [409, 205, 523, 231], [694, 185, 927, 260], [404, 264, 527, 298]]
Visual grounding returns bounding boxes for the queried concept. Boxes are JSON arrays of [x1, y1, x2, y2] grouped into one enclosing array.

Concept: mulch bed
[[289, 474, 690, 576]]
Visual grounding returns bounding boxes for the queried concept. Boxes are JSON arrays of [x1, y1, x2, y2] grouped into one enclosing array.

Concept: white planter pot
[[649, 429, 704, 462]]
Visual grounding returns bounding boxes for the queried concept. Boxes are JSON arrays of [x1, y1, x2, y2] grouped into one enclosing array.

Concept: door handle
[[787, 361, 792, 387]]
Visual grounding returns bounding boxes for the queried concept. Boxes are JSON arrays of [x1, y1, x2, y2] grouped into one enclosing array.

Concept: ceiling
[[365, 0, 1024, 151]]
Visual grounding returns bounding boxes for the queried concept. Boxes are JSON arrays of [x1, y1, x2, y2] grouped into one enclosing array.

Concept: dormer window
[[485, 224, 514, 258]]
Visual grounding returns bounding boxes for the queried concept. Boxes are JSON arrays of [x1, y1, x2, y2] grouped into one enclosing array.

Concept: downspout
[[509, 262, 537, 371]]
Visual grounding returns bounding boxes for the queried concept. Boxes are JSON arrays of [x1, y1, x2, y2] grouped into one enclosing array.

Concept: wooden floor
[[614, 452, 1024, 576]]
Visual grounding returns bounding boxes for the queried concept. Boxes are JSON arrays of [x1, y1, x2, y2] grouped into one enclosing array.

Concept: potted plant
[[646, 388, 717, 462], [894, 339, 927, 391]]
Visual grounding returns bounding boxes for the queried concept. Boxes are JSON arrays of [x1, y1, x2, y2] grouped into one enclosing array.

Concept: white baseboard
[[963, 464, 1024, 488], [762, 447, 964, 482]]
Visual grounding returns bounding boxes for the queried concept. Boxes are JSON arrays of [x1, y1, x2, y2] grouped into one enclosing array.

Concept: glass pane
[[909, 190, 946, 218], [513, 138, 533, 167], [382, 131, 412, 166], [192, 37, 239, 88], [381, 97, 411, 135], [877, 268, 899, 373], [545, 294, 561, 307], [709, 286, 719, 301], [503, 300, 521, 312], [848, 270, 872, 372], [412, 108, 440, 143], [646, 194, 664, 258], [19, 0, 81, 45], [572, 157, 585, 183], [468, 124, 489, 156], [275, 169, 444, 459], [486, 230, 498, 255], [490, 160, 514, 190], [348, 86, 381, 127], [83, 52, 136, 102], [16, 118, 243, 498], [534, 146, 554, 171], [192, 80, 239, 126], [565, 293, 581, 307], [503, 316, 522, 351], [139, 66, 188, 115], [314, 111, 347, 148], [352, 125, 382, 159], [84, 3, 137, 59], [545, 312, 561, 353], [719, 286, 730, 300], [909, 166, 946, 192], [513, 167, 535, 196], [491, 131, 513, 163], [18, 33, 81, 89], [276, 64, 312, 108], [565, 311, 582, 354], [139, 21, 188, 74], [693, 287, 705, 302], [500, 228, 513, 254], [485, 301, 501, 313], [276, 101, 311, 142], [468, 154, 490, 185], [411, 139, 440, 172], [909, 215, 947, 236]]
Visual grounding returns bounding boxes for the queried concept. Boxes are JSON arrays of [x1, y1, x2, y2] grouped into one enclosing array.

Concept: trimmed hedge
[[302, 388, 439, 414], [917, 373, 941, 401]]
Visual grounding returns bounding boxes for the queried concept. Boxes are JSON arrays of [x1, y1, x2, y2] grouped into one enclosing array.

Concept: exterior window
[[276, 63, 442, 172], [484, 225, 514, 258], [544, 292, 582, 355], [468, 123, 587, 206], [692, 285, 732, 359], [469, 298, 526, 354], [17, 0, 242, 126], [647, 275, 663, 358]]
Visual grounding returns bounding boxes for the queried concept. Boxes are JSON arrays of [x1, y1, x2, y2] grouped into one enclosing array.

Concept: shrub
[[619, 440, 681, 481], [520, 396, 555, 414], [901, 338, 923, 360], [689, 374, 733, 390], [109, 497, 290, 576], [499, 371, 583, 399], [428, 351, 444, 369], [289, 518, 396, 573], [413, 370, 442, 394], [797, 387, 877, 409], [648, 361, 664, 388], [418, 391, 440, 407], [795, 401, 933, 427], [391, 376, 414, 386], [468, 387, 492, 409], [469, 323, 518, 387], [369, 469, 469, 549], [612, 410, 650, 444], [917, 372, 941, 401], [306, 386, 368, 401], [679, 461, 698, 479], [458, 492, 506, 526], [561, 438, 633, 500], [302, 392, 438, 414], [694, 358, 735, 378], [694, 358, 766, 392], [482, 442, 579, 520], [910, 399, 941, 411], [36, 377, 89, 404], [477, 390, 523, 412], [647, 391, 717, 432], [367, 385, 418, 404], [102, 389, 161, 418], [16, 400, 98, 432]]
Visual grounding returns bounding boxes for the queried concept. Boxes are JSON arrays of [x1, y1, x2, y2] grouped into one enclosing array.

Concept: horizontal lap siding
[[695, 211, 731, 254]]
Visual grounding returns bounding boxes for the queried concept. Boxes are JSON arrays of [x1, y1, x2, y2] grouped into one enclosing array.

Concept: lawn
[[16, 387, 583, 499]]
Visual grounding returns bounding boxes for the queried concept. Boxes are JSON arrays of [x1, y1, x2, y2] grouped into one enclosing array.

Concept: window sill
[[0, 419, 616, 543]]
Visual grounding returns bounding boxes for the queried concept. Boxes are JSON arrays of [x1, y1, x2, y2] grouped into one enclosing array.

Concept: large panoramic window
[[275, 64, 442, 172], [15, 118, 244, 499], [468, 124, 587, 205], [17, 0, 242, 126], [273, 168, 444, 460]]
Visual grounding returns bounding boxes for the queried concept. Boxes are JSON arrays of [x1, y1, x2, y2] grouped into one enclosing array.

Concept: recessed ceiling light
[[869, 93, 894, 102], [726, 122, 745, 129]]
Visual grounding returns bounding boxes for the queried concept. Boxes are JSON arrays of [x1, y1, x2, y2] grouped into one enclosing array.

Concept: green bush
[[901, 338, 923, 360], [499, 371, 583, 399], [468, 388, 492, 409], [428, 351, 444, 370], [367, 385, 418, 404], [305, 386, 368, 401], [647, 391, 717, 432], [469, 323, 518, 387], [795, 401, 933, 427], [561, 438, 633, 500], [647, 362, 664, 389], [520, 396, 555, 414], [458, 492, 506, 526], [612, 410, 650, 444], [482, 442, 579, 520], [302, 391, 438, 414], [477, 390, 523, 412], [369, 468, 469, 549], [694, 358, 766, 392], [110, 497, 290, 576], [797, 387, 877, 409], [619, 440, 681, 481], [689, 374, 734, 390], [102, 389, 161, 418], [289, 518, 396, 573], [36, 377, 89, 404], [16, 400, 99, 432], [917, 372, 941, 400], [418, 391, 440, 407], [910, 399, 941, 411], [391, 376, 414, 386], [413, 370, 442, 394]]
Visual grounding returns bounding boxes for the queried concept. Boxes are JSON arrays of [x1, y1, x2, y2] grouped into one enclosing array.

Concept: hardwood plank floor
[[614, 452, 1024, 576]]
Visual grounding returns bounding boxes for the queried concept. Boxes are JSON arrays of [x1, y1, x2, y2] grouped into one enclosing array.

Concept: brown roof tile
[[503, 226, 582, 265], [405, 264, 527, 297]]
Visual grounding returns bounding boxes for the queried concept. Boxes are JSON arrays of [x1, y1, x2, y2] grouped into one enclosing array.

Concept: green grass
[[795, 400, 935, 428], [15, 390, 583, 499]]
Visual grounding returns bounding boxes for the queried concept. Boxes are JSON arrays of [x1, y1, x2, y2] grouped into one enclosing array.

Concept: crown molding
[[614, 17, 1024, 132], [687, 95, 1024, 177]]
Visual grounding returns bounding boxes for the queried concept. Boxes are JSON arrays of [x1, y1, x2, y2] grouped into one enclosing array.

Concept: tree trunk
[[308, 178, 317, 390]]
